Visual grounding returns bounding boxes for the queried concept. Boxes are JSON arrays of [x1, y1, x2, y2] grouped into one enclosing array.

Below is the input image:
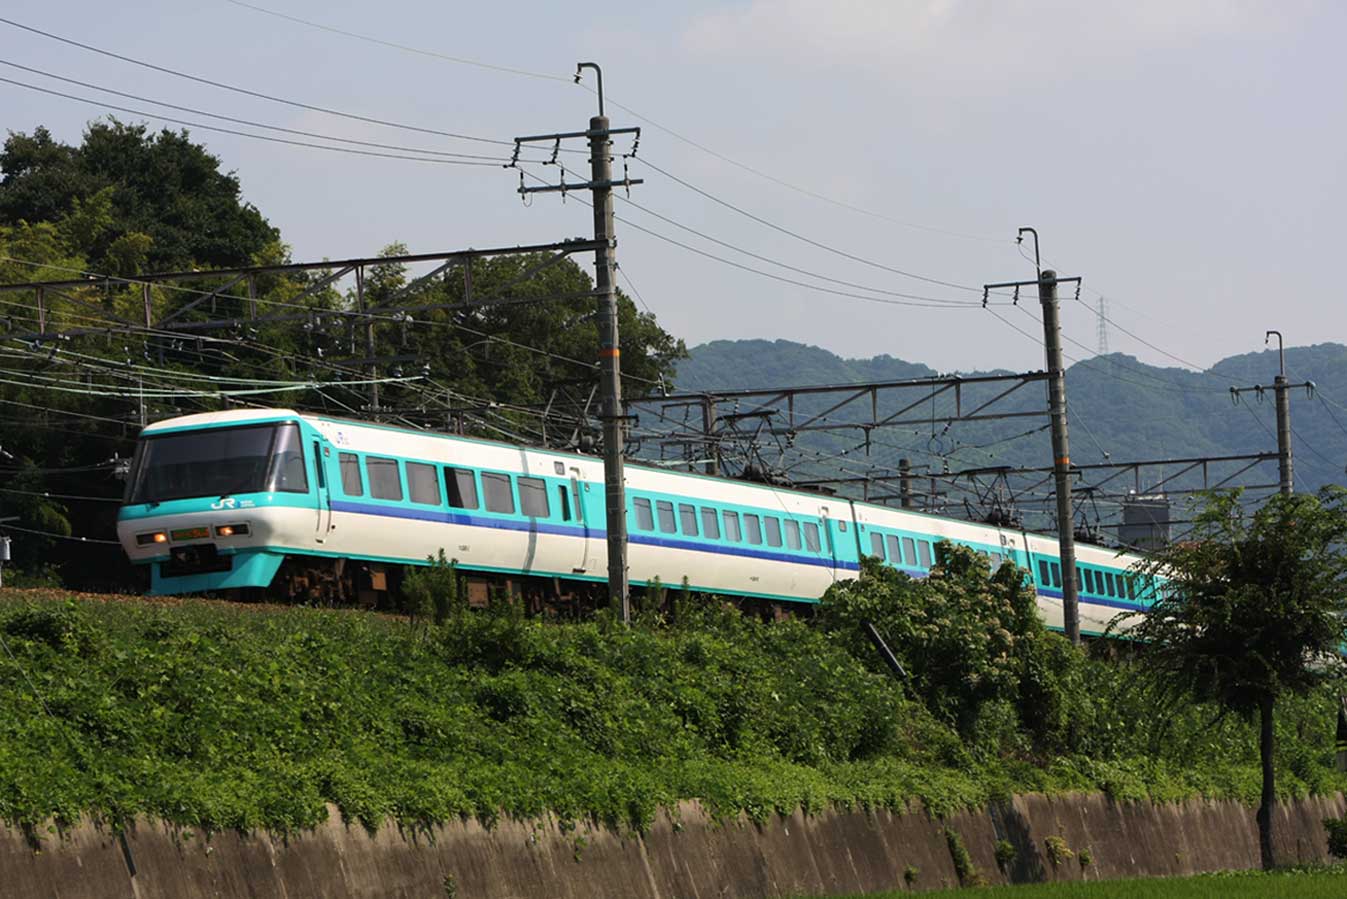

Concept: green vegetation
[[824, 866, 1347, 898], [1127, 488, 1347, 869], [0, 542, 1344, 837]]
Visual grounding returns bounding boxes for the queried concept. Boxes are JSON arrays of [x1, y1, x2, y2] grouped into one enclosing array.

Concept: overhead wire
[[0, 59, 552, 164], [614, 192, 991, 307], [632, 157, 984, 293], [216, 0, 1007, 245], [0, 16, 536, 149], [0, 76, 508, 167]]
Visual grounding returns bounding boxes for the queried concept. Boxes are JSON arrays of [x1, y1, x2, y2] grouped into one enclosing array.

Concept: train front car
[[117, 409, 317, 595]]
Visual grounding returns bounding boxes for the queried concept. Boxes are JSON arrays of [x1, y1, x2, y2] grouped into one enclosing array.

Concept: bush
[[819, 545, 1088, 752], [1325, 816, 1347, 859], [401, 550, 461, 625]]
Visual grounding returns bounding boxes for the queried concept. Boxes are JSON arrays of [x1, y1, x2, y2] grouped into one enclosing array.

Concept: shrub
[[945, 828, 985, 887], [401, 550, 461, 625], [994, 839, 1017, 869], [1325, 816, 1347, 859], [1045, 835, 1074, 867]]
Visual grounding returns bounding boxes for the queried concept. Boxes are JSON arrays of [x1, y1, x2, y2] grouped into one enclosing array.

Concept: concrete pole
[[899, 458, 913, 509], [1267, 331, 1293, 496], [1039, 270, 1081, 645], [589, 114, 630, 625], [702, 397, 719, 476]]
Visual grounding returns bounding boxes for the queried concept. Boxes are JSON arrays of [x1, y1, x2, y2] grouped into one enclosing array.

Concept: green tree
[[0, 121, 277, 272], [1124, 488, 1347, 870], [818, 544, 1089, 750]]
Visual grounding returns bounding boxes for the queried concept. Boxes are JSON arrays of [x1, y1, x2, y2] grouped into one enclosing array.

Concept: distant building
[[1119, 492, 1171, 552]]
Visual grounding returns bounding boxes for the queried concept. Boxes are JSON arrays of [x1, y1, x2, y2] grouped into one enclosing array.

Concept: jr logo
[[211, 497, 238, 510]]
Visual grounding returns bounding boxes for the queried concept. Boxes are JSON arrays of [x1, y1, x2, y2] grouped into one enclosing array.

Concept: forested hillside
[[677, 339, 1347, 514]]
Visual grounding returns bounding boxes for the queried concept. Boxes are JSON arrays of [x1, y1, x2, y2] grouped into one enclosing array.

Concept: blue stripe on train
[[328, 500, 860, 572], [1036, 586, 1147, 612]]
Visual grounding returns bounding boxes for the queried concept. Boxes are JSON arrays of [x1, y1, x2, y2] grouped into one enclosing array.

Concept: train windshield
[[126, 422, 309, 504]]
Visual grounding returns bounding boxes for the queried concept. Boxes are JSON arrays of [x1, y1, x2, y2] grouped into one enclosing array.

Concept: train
[[115, 408, 1151, 634]]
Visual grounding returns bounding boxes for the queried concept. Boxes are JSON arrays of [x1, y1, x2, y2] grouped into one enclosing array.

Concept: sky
[[2, 0, 1344, 375]]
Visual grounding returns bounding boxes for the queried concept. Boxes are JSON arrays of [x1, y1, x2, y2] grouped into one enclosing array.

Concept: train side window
[[519, 477, 549, 518], [339, 452, 363, 496], [366, 457, 403, 501], [869, 532, 885, 559], [311, 442, 326, 489], [407, 462, 441, 505], [803, 522, 820, 553], [444, 468, 478, 509], [269, 424, 309, 493], [1050, 562, 1062, 587], [743, 514, 762, 545], [902, 537, 917, 566], [557, 485, 572, 521], [634, 498, 654, 531], [679, 504, 699, 536], [885, 534, 902, 563], [722, 510, 742, 543], [1126, 576, 1136, 600], [785, 520, 802, 550], [482, 472, 515, 514], [1106, 572, 1118, 597], [917, 541, 932, 569], [656, 500, 677, 533], [700, 507, 721, 540], [1075, 566, 1083, 590], [1038, 560, 1051, 585], [764, 517, 782, 547]]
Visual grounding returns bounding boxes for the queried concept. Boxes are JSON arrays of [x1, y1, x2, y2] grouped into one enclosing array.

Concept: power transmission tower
[[1231, 330, 1314, 497], [1096, 296, 1109, 355], [984, 227, 1085, 645], [513, 62, 643, 625]]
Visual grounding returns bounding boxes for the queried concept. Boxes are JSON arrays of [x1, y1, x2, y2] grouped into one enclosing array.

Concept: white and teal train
[[116, 408, 1151, 633]]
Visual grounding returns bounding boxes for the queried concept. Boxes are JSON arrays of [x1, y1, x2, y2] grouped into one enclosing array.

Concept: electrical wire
[[0, 486, 121, 503], [0, 76, 508, 167], [222, 0, 570, 83], [0, 60, 551, 164], [614, 193, 989, 307], [216, 0, 1006, 244], [0, 521, 120, 545], [632, 157, 984, 293], [0, 16, 533, 149]]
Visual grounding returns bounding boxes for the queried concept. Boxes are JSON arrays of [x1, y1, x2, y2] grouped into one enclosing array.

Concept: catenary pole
[[1039, 269, 1081, 645], [985, 231, 1084, 646], [587, 104, 631, 625], [514, 63, 642, 624], [1267, 330, 1293, 495]]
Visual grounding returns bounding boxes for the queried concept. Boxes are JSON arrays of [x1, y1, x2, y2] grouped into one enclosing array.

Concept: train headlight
[[136, 531, 169, 546], [214, 523, 250, 538]]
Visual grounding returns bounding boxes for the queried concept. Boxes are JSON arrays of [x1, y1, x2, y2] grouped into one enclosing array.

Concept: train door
[[819, 505, 839, 574], [569, 466, 590, 573], [312, 439, 332, 542]]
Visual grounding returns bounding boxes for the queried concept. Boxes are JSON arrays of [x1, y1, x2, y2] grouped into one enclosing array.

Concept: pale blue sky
[[2, 0, 1344, 373]]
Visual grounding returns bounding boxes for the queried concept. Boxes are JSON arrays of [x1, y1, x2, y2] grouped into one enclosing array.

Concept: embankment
[[3, 793, 1342, 898]]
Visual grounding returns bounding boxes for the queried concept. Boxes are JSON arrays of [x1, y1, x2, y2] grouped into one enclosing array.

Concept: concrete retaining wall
[[1, 793, 1342, 898]]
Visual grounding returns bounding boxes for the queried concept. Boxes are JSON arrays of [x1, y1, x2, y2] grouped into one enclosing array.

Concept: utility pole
[[1230, 331, 1313, 498], [514, 63, 643, 624], [899, 458, 913, 509], [984, 228, 1085, 645], [1269, 330, 1292, 496]]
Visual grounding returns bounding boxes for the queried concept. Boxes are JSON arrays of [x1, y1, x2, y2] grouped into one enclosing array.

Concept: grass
[[827, 867, 1347, 897], [0, 587, 1343, 836]]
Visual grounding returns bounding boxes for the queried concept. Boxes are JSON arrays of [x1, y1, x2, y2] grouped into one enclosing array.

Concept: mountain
[[670, 339, 1347, 533]]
